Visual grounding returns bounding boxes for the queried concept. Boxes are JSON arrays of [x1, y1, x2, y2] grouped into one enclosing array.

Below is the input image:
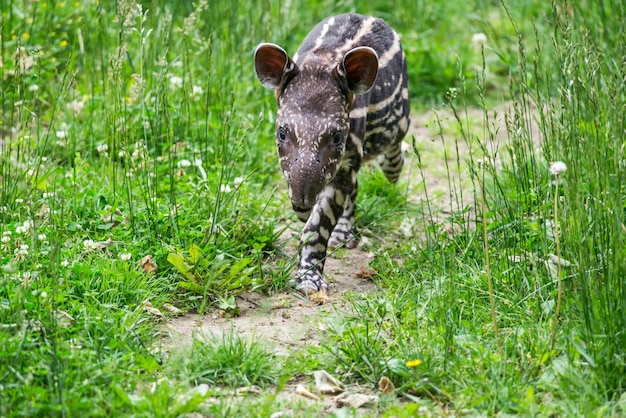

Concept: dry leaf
[[236, 385, 263, 395], [355, 264, 377, 279], [378, 376, 395, 395], [313, 370, 345, 394], [55, 309, 75, 328], [545, 253, 573, 267], [295, 384, 320, 401], [140, 255, 158, 274], [142, 300, 164, 319], [334, 392, 378, 408], [162, 303, 183, 315], [309, 290, 329, 305], [84, 238, 115, 251], [100, 205, 129, 228]]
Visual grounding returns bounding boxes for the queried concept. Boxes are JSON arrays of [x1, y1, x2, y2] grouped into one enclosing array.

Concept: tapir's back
[[294, 13, 410, 160]]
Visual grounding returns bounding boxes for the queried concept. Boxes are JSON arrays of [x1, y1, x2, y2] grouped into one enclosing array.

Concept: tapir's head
[[254, 43, 378, 212]]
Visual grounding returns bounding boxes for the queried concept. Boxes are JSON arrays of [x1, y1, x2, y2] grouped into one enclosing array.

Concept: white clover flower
[[40, 291, 47, 299], [15, 244, 29, 260], [43, 192, 54, 199], [1, 235, 10, 243], [220, 184, 232, 193], [169, 75, 183, 89], [192, 85, 204, 101], [60, 260, 70, 267], [120, 253, 132, 261], [96, 143, 109, 154], [233, 176, 244, 186], [549, 161, 568, 176], [177, 159, 192, 168], [83, 239, 96, 250], [38, 234, 47, 241], [29, 84, 39, 92], [56, 130, 68, 139], [15, 220, 33, 234], [66, 99, 85, 115]]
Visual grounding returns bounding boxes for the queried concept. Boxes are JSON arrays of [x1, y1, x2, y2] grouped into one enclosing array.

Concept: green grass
[[1, 0, 626, 416]]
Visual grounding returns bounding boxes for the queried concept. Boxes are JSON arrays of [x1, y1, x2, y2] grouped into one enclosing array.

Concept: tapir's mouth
[[292, 204, 312, 212]]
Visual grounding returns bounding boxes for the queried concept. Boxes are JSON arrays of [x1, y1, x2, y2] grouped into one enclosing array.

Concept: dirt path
[[162, 244, 377, 356]]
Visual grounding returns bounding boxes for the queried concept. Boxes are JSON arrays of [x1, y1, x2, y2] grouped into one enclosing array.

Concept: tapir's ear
[[254, 43, 299, 90], [337, 46, 379, 95]]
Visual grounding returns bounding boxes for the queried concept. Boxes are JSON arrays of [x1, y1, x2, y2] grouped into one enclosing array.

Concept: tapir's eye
[[277, 127, 287, 143], [332, 131, 344, 146]]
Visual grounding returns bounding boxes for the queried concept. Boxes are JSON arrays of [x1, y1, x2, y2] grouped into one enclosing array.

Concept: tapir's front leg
[[291, 181, 350, 294]]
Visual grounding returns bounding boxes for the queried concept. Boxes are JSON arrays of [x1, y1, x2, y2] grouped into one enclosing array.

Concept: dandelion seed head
[[549, 161, 567, 176], [472, 32, 488, 46]]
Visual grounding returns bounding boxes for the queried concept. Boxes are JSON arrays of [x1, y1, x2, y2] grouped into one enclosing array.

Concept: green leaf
[[167, 252, 196, 282]]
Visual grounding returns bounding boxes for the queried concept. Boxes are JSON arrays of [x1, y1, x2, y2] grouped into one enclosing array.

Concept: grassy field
[[1, 0, 626, 416]]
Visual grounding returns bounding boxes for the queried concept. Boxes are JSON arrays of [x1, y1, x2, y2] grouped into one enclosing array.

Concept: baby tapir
[[254, 13, 410, 294]]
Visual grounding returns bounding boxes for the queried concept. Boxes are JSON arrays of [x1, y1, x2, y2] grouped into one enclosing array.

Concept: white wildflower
[[66, 99, 85, 115], [56, 130, 68, 139], [233, 176, 244, 186], [220, 184, 232, 193], [15, 244, 29, 260], [549, 161, 567, 176], [177, 159, 192, 168], [192, 85, 204, 101], [1, 235, 10, 243], [96, 143, 109, 154], [15, 220, 33, 234], [38, 233, 47, 242], [169, 75, 183, 89], [120, 253, 132, 261], [60, 260, 70, 267], [83, 239, 96, 250], [446, 87, 458, 101], [40, 291, 47, 299], [43, 192, 54, 199], [28, 84, 39, 92]]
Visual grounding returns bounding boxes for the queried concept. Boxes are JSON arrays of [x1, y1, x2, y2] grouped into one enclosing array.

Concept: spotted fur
[[254, 13, 410, 293]]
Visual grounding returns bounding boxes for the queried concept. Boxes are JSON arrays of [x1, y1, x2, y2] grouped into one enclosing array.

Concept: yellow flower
[[406, 359, 423, 367], [60, 40, 68, 47], [22, 33, 30, 40]]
